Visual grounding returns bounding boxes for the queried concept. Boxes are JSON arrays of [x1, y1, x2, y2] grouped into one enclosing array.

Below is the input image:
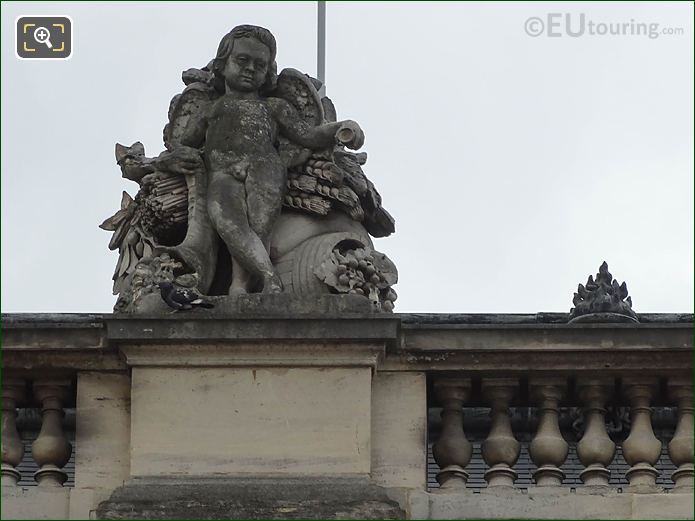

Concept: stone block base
[[96, 477, 405, 520]]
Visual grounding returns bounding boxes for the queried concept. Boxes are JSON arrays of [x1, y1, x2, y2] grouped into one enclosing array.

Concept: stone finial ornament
[[101, 25, 397, 313], [568, 262, 638, 323]]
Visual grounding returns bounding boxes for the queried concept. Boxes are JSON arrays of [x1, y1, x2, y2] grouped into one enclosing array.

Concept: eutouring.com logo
[[524, 13, 685, 39]]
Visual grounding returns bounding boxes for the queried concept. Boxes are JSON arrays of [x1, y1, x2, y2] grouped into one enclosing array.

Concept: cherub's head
[[212, 25, 278, 95]]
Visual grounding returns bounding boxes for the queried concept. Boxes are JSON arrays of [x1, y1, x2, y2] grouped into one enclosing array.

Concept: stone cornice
[[1, 312, 691, 376]]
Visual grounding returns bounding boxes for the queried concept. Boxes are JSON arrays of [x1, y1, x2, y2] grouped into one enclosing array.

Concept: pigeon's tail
[[191, 299, 215, 309]]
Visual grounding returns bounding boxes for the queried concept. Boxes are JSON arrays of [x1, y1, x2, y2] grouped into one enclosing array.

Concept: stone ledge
[[407, 489, 694, 520], [96, 477, 405, 520], [120, 341, 385, 368], [104, 315, 400, 344], [1, 486, 71, 520]]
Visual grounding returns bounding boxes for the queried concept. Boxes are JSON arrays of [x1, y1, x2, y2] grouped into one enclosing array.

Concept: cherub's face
[[222, 37, 270, 93]]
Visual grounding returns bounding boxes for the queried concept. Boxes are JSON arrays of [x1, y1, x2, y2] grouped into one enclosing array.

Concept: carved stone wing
[[274, 68, 326, 168], [164, 80, 216, 150]]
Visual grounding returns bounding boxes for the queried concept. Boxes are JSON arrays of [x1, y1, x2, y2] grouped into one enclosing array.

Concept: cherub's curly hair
[[212, 25, 278, 95]]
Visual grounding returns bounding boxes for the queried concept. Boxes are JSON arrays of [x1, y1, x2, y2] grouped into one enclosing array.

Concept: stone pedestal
[[98, 312, 401, 519]]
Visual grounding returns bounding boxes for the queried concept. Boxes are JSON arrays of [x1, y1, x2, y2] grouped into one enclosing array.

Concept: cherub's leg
[[207, 174, 276, 290], [229, 257, 251, 295], [245, 162, 286, 293]]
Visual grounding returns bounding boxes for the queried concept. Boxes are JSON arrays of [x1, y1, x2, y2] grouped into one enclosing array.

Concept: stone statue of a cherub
[[102, 24, 398, 313]]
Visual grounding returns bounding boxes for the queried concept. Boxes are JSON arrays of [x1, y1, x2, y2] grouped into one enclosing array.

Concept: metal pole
[[317, 0, 326, 96]]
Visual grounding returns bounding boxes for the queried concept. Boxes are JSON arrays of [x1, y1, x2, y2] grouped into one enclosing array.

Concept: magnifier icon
[[33, 26, 53, 49]]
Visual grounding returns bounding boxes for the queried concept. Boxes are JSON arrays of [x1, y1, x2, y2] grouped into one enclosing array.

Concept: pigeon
[[158, 281, 214, 311]]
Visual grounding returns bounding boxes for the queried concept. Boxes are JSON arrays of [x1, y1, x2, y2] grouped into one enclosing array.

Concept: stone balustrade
[[528, 378, 568, 486], [1, 312, 692, 520], [432, 379, 472, 489], [1, 378, 26, 486], [429, 375, 691, 492], [481, 378, 520, 488], [1, 379, 74, 488], [668, 377, 694, 491]]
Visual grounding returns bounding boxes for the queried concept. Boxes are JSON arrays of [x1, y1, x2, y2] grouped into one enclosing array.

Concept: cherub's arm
[[180, 112, 208, 148], [270, 98, 364, 150], [156, 113, 207, 175]]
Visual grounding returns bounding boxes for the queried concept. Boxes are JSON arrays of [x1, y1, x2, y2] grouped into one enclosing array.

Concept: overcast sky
[[2, 1, 693, 314]]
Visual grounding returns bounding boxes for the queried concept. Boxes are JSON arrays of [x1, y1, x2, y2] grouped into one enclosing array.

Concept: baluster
[[1, 378, 26, 486], [432, 378, 472, 489], [622, 378, 661, 488], [668, 378, 694, 490], [31, 380, 73, 487], [481, 378, 519, 487], [529, 378, 568, 486], [577, 379, 615, 486]]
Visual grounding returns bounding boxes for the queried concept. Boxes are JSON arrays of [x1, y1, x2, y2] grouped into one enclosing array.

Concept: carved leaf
[[115, 143, 128, 163], [120, 191, 134, 210], [108, 221, 129, 251], [112, 254, 122, 283], [99, 212, 121, 231], [611, 279, 620, 294], [118, 245, 131, 278], [585, 275, 597, 290], [128, 245, 140, 274]]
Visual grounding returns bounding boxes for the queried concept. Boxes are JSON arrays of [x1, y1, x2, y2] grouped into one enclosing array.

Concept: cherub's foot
[[228, 285, 248, 296], [262, 274, 283, 294]]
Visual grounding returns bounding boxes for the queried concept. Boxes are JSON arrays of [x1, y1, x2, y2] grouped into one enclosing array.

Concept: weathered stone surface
[[408, 488, 695, 520], [630, 492, 695, 520], [74, 373, 130, 490], [96, 477, 405, 520], [1, 487, 70, 520], [394, 320, 693, 373], [371, 372, 428, 489], [129, 366, 372, 476]]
